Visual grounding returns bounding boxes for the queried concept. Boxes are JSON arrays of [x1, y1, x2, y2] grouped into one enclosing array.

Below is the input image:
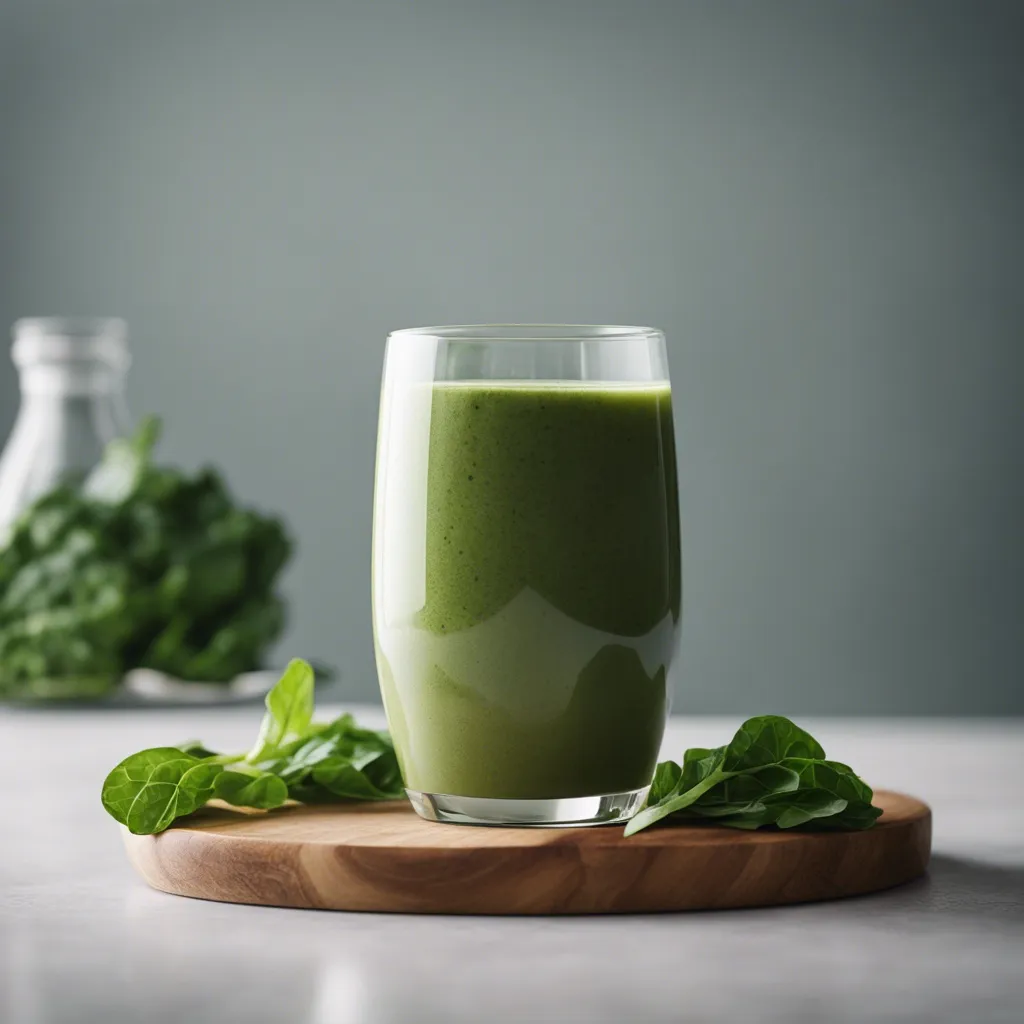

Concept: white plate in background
[[122, 668, 279, 704]]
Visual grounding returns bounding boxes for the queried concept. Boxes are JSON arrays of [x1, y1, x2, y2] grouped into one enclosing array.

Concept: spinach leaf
[[647, 759, 683, 804], [175, 740, 222, 759], [214, 765, 289, 809], [311, 757, 402, 800], [263, 733, 341, 783], [101, 747, 193, 823], [767, 758, 882, 830], [123, 759, 199, 834], [720, 716, 825, 771], [246, 658, 315, 762], [101, 748, 225, 835], [679, 764, 802, 818], [174, 761, 225, 814], [361, 747, 404, 797], [101, 659, 405, 835], [260, 713, 404, 800], [307, 729, 405, 800], [625, 716, 880, 837]]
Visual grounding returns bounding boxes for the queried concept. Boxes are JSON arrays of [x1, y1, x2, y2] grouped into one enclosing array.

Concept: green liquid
[[373, 381, 681, 799]]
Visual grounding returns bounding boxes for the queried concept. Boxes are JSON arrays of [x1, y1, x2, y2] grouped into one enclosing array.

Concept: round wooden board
[[122, 790, 931, 915]]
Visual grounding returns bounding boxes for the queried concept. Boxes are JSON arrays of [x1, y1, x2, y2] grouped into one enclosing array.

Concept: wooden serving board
[[123, 790, 930, 915]]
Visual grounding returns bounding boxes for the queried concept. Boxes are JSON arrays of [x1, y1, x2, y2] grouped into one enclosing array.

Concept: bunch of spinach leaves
[[624, 715, 882, 836], [102, 684, 878, 837], [102, 659, 404, 834], [0, 417, 291, 699]]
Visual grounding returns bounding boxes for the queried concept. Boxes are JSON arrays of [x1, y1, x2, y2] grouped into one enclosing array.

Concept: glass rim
[[387, 324, 664, 344]]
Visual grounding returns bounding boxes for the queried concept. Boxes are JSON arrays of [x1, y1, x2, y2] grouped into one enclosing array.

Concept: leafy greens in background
[[624, 715, 882, 836], [101, 659, 405, 834], [0, 417, 291, 698]]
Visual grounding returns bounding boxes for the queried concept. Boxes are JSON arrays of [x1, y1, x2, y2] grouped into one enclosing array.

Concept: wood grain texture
[[122, 790, 931, 915]]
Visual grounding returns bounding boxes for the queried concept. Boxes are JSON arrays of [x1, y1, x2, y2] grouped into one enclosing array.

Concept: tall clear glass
[[372, 326, 681, 826]]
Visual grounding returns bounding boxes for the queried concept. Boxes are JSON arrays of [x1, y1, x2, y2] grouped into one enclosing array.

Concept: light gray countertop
[[1, 707, 1022, 1024]]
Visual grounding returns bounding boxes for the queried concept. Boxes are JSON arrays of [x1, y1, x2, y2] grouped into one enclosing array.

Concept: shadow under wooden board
[[123, 790, 931, 915]]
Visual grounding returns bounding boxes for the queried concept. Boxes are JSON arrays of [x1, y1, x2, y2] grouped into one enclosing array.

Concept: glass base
[[405, 787, 648, 827]]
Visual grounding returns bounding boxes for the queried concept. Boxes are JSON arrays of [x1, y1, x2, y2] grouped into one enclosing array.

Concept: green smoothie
[[373, 381, 680, 799]]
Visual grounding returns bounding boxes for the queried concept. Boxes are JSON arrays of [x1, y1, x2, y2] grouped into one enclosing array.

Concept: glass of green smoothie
[[372, 325, 680, 826]]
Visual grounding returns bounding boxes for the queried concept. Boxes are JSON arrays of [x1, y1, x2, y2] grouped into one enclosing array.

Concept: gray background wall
[[0, 0, 1021, 714]]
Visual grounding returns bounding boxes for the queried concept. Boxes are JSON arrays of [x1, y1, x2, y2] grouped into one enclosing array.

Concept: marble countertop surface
[[2, 706, 1021, 1024]]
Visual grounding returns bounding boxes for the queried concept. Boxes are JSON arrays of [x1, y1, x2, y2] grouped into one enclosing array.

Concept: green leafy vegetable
[[624, 715, 882, 837], [101, 748, 224, 835], [214, 765, 289, 810], [246, 658, 315, 762], [101, 747, 195, 823], [0, 416, 292, 699], [100, 659, 405, 834], [311, 752, 404, 801]]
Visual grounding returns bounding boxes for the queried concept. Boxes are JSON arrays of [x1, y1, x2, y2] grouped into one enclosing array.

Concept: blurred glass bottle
[[0, 317, 131, 533]]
